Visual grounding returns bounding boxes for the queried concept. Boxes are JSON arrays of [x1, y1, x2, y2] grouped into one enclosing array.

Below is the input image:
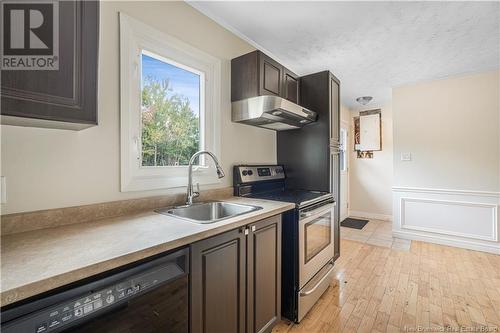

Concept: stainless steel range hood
[[231, 96, 318, 131]]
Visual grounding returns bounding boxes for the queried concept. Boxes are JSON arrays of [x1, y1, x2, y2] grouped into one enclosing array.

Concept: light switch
[[0, 176, 6, 204], [401, 153, 412, 161]]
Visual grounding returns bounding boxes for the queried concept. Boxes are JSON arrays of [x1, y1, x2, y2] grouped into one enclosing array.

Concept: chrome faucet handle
[[194, 183, 200, 198], [186, 150, 224, 205]]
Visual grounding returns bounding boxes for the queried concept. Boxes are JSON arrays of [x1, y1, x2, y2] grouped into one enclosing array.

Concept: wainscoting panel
[[400, 197, 497, 241], [392, 187, 500, 254]]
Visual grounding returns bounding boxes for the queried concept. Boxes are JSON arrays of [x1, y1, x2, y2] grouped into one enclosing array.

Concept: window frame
[[119, 13, 221, 192]]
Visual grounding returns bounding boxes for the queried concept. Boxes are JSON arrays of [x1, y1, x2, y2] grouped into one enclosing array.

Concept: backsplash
[[0, 187, 233, 235]]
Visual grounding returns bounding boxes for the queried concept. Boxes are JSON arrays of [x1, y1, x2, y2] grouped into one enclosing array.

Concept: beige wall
[[392, 70, 500, 252], [0, 1, 277, 215], [347, 106, 394, 218], [393, 70, 500, 192]]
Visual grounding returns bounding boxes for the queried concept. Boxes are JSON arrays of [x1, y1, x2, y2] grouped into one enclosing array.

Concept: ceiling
[[189, 1, 500, 110]]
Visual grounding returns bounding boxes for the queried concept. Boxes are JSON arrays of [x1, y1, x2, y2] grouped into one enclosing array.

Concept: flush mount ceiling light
[[356, 96, 373, 106]]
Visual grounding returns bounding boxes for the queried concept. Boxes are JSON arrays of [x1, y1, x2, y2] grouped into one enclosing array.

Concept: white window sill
[[121, 166, 221, 192]]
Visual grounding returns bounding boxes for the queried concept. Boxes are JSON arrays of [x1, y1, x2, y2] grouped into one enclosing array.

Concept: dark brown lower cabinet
[[190, 227, 246, 333], [190, 215, 282, 333], [247, 216, 282, 333]]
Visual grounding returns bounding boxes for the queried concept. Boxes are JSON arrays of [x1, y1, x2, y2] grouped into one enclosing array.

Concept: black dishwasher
[[1, 247, 189, 333]]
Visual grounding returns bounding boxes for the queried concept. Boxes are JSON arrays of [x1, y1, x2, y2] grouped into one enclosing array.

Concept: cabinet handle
[[244, 228, 249, 235], [300, 203, 335, 219], [251, 226, 256, 232]]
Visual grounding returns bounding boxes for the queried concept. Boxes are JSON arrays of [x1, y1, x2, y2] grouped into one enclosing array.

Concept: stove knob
[[247, 170, 253, 176], [242, 170, 248, 176]]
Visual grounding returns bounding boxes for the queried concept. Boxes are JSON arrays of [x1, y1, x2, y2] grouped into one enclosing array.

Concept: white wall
[[0, 1, 277, 215], [392, 70, 500, 253], [347, 106, 394, 220]]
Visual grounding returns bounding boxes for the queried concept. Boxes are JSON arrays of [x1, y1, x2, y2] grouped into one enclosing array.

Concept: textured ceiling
[[190, 1, 500, 109]]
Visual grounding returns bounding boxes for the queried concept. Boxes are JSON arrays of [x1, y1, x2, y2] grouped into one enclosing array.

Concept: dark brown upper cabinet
[[231, 50, 299, 104], [283, 68, 299, 104], [259, 53, 282, 97], [1, 1, 99, 130]]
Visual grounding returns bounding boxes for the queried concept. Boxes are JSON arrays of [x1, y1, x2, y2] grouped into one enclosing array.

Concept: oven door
[[298, 200, 335, 288]]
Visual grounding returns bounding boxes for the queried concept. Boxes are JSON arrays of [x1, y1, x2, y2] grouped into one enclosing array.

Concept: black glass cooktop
[[247, 189, 332, 207]]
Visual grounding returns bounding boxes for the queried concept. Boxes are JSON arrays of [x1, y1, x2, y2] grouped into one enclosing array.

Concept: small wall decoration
[[357, 150, 373, 158], [354, 109, 382, 159]]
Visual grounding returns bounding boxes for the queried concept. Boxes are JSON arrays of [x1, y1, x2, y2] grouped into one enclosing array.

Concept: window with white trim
[[120, 13, 221, 192]]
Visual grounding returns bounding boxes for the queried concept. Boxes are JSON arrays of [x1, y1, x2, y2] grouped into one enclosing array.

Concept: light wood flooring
[[341, 219, 411, 251], [273, 238, 500, 332]]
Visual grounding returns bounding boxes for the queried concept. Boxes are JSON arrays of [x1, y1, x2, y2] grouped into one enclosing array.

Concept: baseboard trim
[[349, 210, 392, 222], [393, 230, 500, 254]]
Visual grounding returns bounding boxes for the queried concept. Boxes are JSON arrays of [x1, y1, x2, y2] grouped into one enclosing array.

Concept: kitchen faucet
[[186, 151, 225, 205]]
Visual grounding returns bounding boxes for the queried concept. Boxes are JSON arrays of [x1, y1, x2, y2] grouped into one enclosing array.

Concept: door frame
[[339, 120, 349, 221]]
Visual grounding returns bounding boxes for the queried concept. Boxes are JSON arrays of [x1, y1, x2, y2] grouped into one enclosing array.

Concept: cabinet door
[[191, 228, 246, 333], [259, 53, 282, 97], [247, 216, 282, 333], [1, 1, 99, 130], [283, 69, 299, 104], [330, 77, 340, 142]]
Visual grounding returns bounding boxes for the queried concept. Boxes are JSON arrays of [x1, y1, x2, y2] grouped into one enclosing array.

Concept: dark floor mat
[[341, 217, 369, 230]]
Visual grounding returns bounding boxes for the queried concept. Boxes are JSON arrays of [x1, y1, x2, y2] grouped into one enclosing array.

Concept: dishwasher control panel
[[3, 264, 183, 333]]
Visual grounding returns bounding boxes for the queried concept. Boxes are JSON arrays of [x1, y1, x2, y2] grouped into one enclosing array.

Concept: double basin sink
[[156, 201, 262, 224]]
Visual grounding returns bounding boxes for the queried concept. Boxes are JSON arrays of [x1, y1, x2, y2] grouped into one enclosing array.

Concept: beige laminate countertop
[[1, 197, 294, 306]]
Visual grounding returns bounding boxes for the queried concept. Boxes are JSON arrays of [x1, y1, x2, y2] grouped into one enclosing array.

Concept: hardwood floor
[[273, 239, 500, 332], [341, 219, 411, 251]]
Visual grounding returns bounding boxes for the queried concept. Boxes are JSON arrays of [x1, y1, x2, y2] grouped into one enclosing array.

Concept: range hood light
[[299, 119, 308, 124], [272, 111, 282, 116]]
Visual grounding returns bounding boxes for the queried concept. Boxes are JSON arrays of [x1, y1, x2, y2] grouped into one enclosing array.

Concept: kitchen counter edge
[[1, 197, 294, 307]]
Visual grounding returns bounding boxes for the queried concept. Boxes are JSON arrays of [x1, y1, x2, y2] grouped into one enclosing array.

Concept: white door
[[339, 125, 349, 221]]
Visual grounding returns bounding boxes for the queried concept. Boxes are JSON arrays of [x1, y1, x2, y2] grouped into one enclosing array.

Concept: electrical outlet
[[0, 176, 6, 204], [401, 153, 412, 161]]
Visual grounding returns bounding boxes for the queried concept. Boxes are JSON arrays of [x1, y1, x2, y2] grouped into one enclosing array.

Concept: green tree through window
[[140, 53, 201, 166]]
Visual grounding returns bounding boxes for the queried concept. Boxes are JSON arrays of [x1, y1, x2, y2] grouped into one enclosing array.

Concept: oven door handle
[[300, 202, 335, 219], [299, 262, 335, 296]]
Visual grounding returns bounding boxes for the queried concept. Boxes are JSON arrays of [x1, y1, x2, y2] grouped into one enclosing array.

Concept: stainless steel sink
[[156, 201, 262, 224]]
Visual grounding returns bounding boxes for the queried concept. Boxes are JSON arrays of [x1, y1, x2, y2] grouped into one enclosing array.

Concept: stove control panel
[[234, 165, 285, 184]]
